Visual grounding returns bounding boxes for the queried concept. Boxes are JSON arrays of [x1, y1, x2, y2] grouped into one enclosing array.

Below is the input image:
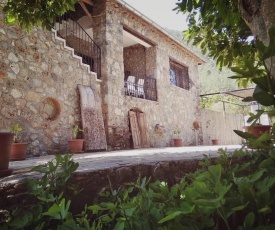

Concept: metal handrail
[[124, 76, 157, 101], [53, 11, 101, 79]]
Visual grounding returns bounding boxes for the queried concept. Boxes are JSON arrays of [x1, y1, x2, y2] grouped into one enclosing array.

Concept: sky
[[123, 0, 189, 31]]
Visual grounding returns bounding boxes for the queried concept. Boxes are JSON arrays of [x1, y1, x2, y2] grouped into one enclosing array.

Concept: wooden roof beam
[[81, 0, 93, 6], [78, 0, 94, 24]]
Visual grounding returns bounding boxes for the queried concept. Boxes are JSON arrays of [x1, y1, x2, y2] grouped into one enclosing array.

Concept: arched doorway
[[129, 108, 149, 148]]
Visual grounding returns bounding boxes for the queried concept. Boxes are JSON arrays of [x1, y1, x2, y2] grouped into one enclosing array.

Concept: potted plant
[[173, 130, 183, 147], [0, 131, 14, 176], [68, 125, 84, 153], [8, 123, 28, 161], [211, 138, 219, 145]]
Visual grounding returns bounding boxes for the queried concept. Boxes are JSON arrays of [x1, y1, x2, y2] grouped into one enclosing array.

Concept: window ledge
[[170, 84, 190, 92]]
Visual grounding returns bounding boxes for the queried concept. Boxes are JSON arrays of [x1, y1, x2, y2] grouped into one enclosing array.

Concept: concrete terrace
[[1, 145, 242, 184]]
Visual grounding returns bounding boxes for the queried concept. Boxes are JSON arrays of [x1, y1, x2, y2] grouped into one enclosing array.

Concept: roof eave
[[115, 0, 206, 64]]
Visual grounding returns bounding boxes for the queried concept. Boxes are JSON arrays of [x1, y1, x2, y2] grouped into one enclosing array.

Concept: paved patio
[[1, 145, 242, 183]]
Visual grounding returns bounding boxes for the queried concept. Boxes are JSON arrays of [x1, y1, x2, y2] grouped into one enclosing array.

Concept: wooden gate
[[129, 110, 149, 148]]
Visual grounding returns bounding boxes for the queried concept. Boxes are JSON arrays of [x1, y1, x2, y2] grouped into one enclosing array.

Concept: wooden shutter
[[129, 111, 141, 148], [137, 112, 150, 148]]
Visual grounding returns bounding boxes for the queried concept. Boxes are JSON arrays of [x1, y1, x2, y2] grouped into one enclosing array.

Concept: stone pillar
[[145, 46, 157, 78]]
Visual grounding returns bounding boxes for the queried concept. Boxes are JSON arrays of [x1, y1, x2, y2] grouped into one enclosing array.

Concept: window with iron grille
[[169, 60, 190, 90]]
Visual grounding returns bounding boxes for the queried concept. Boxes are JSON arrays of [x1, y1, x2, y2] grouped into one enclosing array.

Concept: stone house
[[0, 0, 205, 156]]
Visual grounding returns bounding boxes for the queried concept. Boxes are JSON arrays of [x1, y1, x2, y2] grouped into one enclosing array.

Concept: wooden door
[[136, 112, 149, 147], [129, 110, 149, 148], [129, 111, 141, 148]]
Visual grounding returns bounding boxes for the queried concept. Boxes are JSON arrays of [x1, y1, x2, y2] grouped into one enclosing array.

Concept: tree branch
[[238, 0, 268, 43]]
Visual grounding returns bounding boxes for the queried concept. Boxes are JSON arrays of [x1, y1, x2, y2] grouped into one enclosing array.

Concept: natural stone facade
[[0, 0, 242, 157], [0, 10, 99, 156], [124, 44, 146, 79], [95, 0, 203, 148]]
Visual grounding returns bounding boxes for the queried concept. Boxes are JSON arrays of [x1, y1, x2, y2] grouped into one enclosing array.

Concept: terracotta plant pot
[[243, 125, 271, 137], [173, 138, 183, 147], [212, 139, 219, 145], [0, 132, 14, 177], [10, 143, 28, 161], [69, 139, 84, 153]]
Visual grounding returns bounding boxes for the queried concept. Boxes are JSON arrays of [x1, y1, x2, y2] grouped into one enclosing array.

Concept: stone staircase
[[52, 15, 101, 79]]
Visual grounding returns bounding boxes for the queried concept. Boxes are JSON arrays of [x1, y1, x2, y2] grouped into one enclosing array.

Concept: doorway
[[129, 109, 149, 148]]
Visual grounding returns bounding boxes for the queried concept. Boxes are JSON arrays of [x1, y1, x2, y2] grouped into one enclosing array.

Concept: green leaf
[[208, 164, 221, 185], [158, 203, 194, 223], [9, 213, 31, 228], [269, 151, 275, 159], [87, 205, 107, 214], [252, 77, 270, 92], [43, 199, 71, 220], [58, 219, 85, 230], [244, 212, 255, 227], [253, 91, 275, 106], [256, 176, 275, 193], [242, 96, 255, 102], [258, 206, 271, 214], [256, 132, 273, 142], [194, 197, 222, 208], [124, 207, 136, 217], [231, 202, 249, 211], [249, 169, 265, 183], [114, 221, 125, 230], [234, 130, 255, 139]]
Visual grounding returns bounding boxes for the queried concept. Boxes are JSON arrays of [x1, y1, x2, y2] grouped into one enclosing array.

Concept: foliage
[[176, 0, 255, 73], [3, 0, 78, 31], [72, 125, 83, 139], [8, 123, 22, 143], [88, 149, 275, 229], [176, 1, 275, 148], [230, 27, 275, 148], [3, 148, 275, 229], [1, 154, 79, 229], [173, 130, 181, 138]]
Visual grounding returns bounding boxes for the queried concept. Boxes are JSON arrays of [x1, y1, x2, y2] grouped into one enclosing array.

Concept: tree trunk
[[239, 0, 275, 81]]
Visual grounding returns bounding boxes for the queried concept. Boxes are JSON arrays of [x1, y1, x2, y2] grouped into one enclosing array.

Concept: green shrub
[[89, 148, 275, 230], [2, 150, 275, 229]]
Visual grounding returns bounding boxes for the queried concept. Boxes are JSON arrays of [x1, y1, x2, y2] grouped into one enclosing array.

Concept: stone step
[[51, 28, 100, 82]]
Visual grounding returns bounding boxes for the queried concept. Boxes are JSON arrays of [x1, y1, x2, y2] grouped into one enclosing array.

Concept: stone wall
[[97, 0, 202, 148], [0, 10, 99, 156], [201, 109, 244, 145], [65, 35, 93, 57], [0, 159, 203, 215], [124, 44, 146, 78], [0, 154, 249, 215]]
